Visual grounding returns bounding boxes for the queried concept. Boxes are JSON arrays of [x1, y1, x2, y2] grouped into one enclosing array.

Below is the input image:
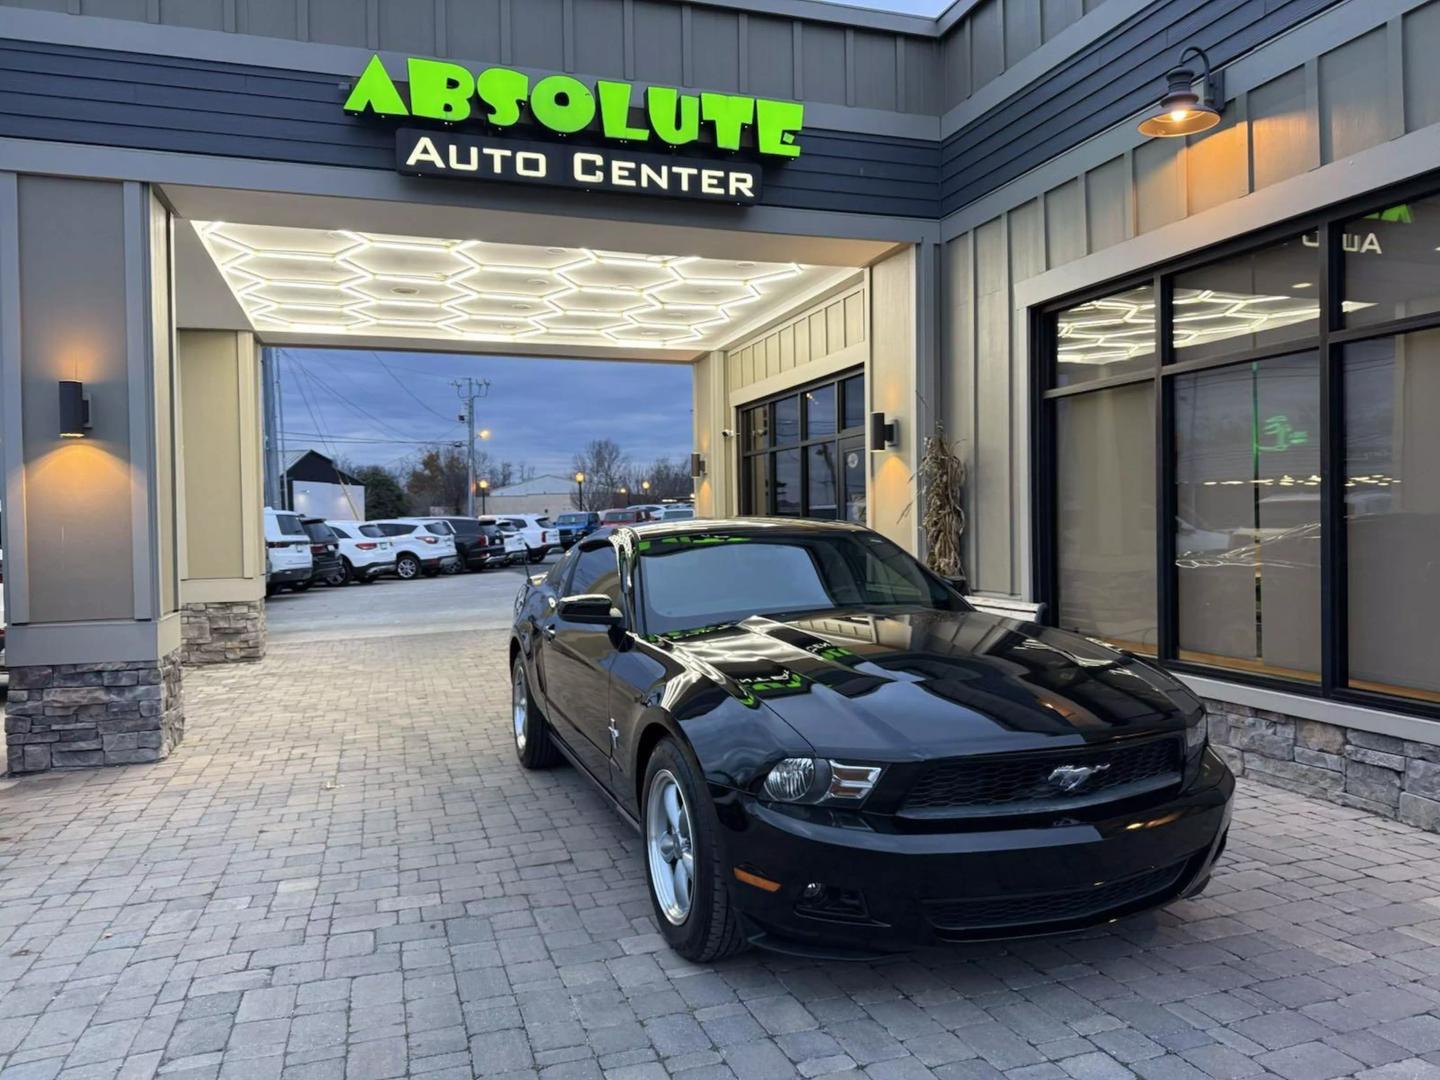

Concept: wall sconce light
[[1137, 46, 1223, 137], [869, 411, 896, 452], [690, 452, 706, 478], [59, 380, 91, 438]]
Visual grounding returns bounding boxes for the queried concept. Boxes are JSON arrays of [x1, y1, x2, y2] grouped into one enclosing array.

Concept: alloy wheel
[[646, 770, 694, 925], [512, 662, 528, 752]]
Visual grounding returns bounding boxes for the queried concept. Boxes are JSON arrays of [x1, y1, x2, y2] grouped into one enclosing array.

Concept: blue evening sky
[[275, 349, 693, 480]]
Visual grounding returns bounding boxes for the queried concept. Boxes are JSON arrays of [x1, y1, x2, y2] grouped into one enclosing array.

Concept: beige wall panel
[[1134, 136, 1185, 234], [974, 217, 1012, 594], [17, 177, 135, 623], [179, 332, 252, 583], [809, 311, 827, 360], [778, 326, 795, 372], [825, 301, 845, 356], [794, 318, 811, 366], [869, 250, 916, 551], [844, 292, 865, 347], [1250, 67, 1316, 190], [1085, 156, 1130, 252], [1405, 1, 1440, 132], [1186, 106, 1250, 215], [1320, 28, 1389, 163], [1044, 180, 1086, 268], [766, 335, 781, 379], [150, 196, 178, 616]]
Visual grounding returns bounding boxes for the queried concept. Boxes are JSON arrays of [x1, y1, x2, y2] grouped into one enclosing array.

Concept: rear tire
[[442, 558, 463, 575], [526, 547, 544, 564], [642, 738, 747, 962], [512, 656, 561, 769], [327, 561, 351, 587], [395, 553, 421, 580]]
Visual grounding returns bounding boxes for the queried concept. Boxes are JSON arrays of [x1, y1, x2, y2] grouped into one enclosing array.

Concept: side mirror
[[557, 594, 623, 626]]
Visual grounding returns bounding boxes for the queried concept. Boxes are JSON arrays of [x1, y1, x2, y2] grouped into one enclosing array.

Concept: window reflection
[[1056, 382, 1157, 653], [1174, 352, 1321, 679], [1054, 284, 1155, 388], [775, 449, 801, 515], [808, 444, 838, 519], [1342, 200, 1440, 327], [1344, 333, 1440, 701], [1173, 236, 1318, 360], [774, 396, 800, 445]]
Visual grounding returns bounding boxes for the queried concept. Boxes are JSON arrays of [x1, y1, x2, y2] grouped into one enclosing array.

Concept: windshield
[[556, 514, 585, 525], [637, 531, 967, 634]]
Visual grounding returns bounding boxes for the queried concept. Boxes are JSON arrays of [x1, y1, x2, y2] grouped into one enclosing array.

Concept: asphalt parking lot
[[3, 577, 1440, 1080]]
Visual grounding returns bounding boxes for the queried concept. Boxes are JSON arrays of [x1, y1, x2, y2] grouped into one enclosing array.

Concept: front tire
[[526, 547, 544, 564], [642, 738, 746, 962], [512, 656, 561, 769], [395, 553, 421, 580]]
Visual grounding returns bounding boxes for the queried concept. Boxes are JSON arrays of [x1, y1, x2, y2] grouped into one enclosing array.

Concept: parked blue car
[[553, 511, 601, 549]]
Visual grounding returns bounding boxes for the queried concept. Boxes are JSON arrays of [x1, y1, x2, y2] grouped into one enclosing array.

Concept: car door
[[537, 540, 623, 786]]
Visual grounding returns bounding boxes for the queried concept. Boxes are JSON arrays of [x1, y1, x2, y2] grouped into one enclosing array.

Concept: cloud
[[276, 348, 693, 475]]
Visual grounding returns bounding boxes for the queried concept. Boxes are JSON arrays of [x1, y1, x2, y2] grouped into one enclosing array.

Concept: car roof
[[618, 517, 873, 540]]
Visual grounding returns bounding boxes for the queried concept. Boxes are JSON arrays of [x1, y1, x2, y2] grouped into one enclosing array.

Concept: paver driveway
[[4, 625, 1440, 1080]]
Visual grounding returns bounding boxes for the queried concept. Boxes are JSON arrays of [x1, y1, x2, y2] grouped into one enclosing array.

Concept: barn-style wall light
[[869, 411, 896, 452], [1138, 47, 1223, 138], [690, 452, 706, 478], [59, 380, 91, 438]]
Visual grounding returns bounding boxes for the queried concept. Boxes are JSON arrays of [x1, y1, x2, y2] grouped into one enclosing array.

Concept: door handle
[[542, 623, 557, 640]]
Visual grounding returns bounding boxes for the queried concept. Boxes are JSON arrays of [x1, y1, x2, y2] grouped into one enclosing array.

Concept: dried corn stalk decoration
[[919, 425, 967, 581]]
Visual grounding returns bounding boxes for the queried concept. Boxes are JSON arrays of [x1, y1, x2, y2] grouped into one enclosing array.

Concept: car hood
[[650, 608, 1196, 760]]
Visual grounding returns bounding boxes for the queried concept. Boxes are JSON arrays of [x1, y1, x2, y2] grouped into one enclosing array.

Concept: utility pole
[[451, 377, 491, 516], [261, 347, 287, 510]]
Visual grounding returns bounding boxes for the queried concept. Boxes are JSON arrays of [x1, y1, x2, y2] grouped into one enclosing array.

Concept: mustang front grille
[[924, 860, 1187, 933], [899, 737, 1182, 818]]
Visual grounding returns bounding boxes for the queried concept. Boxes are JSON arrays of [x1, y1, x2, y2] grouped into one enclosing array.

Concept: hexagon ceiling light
[[194, 222, 838, 351]]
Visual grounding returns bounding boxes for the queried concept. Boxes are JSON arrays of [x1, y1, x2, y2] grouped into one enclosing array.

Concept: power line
[[370, 352, 463, 424], [287, 354, 452, 444], [282, 431, 463, 447]]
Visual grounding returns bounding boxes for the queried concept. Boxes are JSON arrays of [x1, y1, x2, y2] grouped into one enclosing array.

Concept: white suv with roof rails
[[264, 507, 314, 594], [368, 518, 460, 579], [495, 514, 557, 563], [326, 520, 396, 583]]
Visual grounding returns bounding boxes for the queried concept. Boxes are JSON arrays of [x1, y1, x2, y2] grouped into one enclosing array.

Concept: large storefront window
[[1039, 183, 1440, 718], [740, 372, 865, 519]]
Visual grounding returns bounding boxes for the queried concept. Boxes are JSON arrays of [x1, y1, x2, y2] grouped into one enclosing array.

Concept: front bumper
[[718, 747, 1233, 955]]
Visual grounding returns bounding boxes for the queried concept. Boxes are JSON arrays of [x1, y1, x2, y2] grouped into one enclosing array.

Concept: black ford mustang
[[509, 519, 1233, 961]]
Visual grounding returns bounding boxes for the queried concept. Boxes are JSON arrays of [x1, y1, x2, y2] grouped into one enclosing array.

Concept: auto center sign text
[[345, 54, 804, 204]]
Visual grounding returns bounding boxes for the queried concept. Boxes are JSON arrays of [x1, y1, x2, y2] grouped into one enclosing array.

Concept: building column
[[177, 330, 267, 665], [869, 246, 920, 553], [691, 351, 733, 518], [1, 175, 184, 774]]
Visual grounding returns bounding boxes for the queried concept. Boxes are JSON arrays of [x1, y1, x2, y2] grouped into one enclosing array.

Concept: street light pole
[[452, 376, 491, 516], [479, 478, 489, 515], [574, 471, 586, 511], [618, 486, 628, 507]]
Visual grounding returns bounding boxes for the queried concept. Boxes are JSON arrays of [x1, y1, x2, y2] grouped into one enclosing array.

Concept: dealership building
[[3, 0, 1440, 825]]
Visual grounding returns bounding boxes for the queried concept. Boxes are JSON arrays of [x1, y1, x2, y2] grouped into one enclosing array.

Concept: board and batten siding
[[942, 0, 1439, 598], [0, 0, 946, 116], [724, 282, 866, 398]]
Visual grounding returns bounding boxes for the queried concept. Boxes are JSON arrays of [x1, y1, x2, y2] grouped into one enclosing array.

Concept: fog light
[[801, 882, 825, 901], [794, 883, 869, 923]]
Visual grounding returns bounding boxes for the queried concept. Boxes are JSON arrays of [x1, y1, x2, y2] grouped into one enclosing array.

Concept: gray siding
[[0, 38, 940, 217], [0, 0, 942, 116], [939, 0, 1345, 215]]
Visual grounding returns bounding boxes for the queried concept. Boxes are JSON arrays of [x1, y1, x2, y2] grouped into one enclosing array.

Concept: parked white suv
[[264, 507, 313, 594], [496, 514, 556, 563], [326, 520, 395, 583], [369, 518, 460, 580], [481, 518, 528, 566]]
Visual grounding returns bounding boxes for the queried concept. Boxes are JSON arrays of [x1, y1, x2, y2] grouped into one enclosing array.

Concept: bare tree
[[572, 439, 629, 510], [628, 457, 693, 502]]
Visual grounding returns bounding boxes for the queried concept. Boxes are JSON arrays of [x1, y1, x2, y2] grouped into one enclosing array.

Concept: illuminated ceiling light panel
[[1057, 289, 1379, 367], [194, 222, 838, 351]]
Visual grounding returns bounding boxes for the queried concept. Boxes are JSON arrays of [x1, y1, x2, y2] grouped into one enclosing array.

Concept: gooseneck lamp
[[1137, 47, 1223, 138]]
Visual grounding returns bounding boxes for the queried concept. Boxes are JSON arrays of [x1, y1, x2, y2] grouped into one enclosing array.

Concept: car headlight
[[762, 758, 882, 805], [1185, 711, 1208, 754]]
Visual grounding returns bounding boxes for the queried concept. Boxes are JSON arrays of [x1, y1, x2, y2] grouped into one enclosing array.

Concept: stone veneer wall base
[[1206, 698, 1440, 831], [4, 653, 184, 774], [181, 599, 266, 665]]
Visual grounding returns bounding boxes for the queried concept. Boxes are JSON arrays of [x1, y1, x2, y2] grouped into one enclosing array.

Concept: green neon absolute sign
[[345, 55, 805, 159]]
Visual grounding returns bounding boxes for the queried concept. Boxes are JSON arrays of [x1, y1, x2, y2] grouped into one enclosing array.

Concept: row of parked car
[[263, 507, 560, 593], [552, 504, 694, 548]]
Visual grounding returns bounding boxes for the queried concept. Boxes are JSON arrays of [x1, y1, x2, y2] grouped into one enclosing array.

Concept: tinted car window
[[546, 546, 579, 587], [637, 532, 965, 634], [425, 522, 455, 536], [329, 525, 353, 539], [569, 543, 622, 603], [302, 521, 335, 542], [535, 517, 551, 527], [556, 513, 586, 525], [276, 513, 306, 536], [359, 525, 385, 538], [446, 518, 480, 536], [379, 523, 414, 537]]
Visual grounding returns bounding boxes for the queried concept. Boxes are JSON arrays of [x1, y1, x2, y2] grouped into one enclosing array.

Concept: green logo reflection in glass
[[1256, 414, 1310, 454], [345, 55, 805, 159]]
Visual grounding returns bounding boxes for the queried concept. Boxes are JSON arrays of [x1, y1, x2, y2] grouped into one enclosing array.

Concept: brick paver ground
[[4, 629, 1440, 1080]]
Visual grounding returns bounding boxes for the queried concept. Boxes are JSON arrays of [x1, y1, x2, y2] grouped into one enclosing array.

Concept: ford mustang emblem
[[1048, 763, 1111, 792]]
